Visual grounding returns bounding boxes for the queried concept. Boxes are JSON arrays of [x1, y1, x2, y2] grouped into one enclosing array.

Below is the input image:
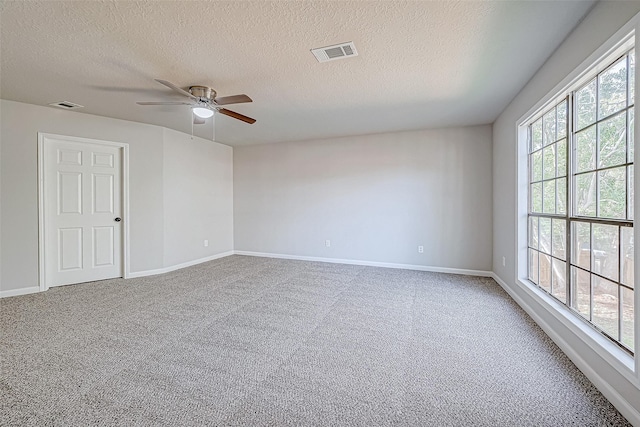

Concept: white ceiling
[[1, 1, 595, 146]]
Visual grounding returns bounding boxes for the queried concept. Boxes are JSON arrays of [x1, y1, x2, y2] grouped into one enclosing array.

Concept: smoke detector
[[311, 42, 358, 63], [48, 101, 84, 110]]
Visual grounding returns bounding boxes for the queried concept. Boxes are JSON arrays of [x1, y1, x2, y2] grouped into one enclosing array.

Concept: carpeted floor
[[0, 255, 631, 426]]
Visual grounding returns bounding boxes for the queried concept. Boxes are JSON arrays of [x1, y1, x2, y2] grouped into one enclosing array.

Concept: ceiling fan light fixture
[[193, 107, 214, 119]]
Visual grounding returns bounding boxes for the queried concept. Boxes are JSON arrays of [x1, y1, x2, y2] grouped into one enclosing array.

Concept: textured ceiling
[[0, 1, 595, 146]]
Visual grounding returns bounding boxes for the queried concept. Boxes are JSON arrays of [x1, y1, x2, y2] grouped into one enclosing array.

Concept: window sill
[[514, 277, 638, 387]]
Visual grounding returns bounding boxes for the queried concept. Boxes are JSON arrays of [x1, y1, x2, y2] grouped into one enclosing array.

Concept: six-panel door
[[45, 137, 122, 287]]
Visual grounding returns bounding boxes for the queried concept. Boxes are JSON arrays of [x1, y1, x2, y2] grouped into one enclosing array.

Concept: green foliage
[[543, 181, 556, 214], [543, 145, 556, 180], [539, 217, 551, 254], [598, 58, 627, 119], [572, 221, 591, 270], [576, 126, 596, 173], [531, 119, 542, 151], [598, 167, 626, 219], [557, 139, 567, 177], [598, 112, 626, 169], [543, 109, 556, 146], [558, 101, 568, 139], [575, 172, 596, 216], [557, 178, 567, 214], [532, 151, 542, 181], [577, 80, 596, 130], [552, 218, 566, 260]]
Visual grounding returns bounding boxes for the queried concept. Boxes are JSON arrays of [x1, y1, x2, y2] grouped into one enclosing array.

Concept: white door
[[44, 136, 123, 287]]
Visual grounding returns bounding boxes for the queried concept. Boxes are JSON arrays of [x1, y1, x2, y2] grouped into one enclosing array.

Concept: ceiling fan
[[137, 79, 256, 124]]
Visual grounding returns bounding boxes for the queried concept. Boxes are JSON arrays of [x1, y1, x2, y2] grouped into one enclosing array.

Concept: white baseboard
[[127, 251, 234, 278], [0, 286, 40, 298], [0, 251, 235, 298], [234, 250, 492, 277], [0, 252, 491, 298], [490, 273, 640, 426]]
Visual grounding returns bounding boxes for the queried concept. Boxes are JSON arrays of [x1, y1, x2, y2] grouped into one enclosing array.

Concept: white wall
[[162, 127, 233, 267], [234, 126, 492, 272], [492, 1, 640, 422], [0, 100, 233, 293], [0, 101, 3, 292]]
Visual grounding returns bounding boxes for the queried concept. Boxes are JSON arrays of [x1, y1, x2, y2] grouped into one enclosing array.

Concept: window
[[527, 48, 635, 353]]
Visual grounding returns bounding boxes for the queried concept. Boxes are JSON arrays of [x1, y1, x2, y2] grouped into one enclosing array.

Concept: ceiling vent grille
[[311, 42, 358, 63], [48, 101, 84, 110]]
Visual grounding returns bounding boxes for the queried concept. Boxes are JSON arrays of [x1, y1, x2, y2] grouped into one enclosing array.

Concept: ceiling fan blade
[[214, 94, 252, 106], [218, 108, 256, 124], [136, 101, 193, 105], [154, 79, 197, 99], [193, 116, 205, 125]]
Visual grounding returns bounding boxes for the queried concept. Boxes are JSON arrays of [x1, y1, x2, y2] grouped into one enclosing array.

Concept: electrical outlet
[[204, 240, 209, 247], [502, 256, 506, 267], [418, 245, 424, 253], [325, 240, 331, 247]]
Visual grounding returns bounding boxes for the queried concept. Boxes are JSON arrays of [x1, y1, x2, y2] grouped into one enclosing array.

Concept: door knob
[[114, 217, 122, 222]]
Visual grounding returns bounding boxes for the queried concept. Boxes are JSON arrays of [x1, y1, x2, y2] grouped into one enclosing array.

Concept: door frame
[[37, 133, 131, 291]]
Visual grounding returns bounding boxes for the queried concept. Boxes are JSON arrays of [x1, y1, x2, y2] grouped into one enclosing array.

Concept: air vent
[[311, 42, 358, 63], [48, 101, 84, 110]]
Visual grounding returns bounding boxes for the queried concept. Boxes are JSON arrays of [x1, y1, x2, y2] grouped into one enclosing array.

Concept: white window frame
[[516, 21, 640, 386]]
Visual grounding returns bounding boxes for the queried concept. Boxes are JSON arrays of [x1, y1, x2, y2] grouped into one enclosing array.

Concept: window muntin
[[529, 100, 568, 218], [527, 48, 635, 353], [529, 99, 569, 308]]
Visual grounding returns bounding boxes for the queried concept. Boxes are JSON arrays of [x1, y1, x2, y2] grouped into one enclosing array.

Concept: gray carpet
[[0, 255, 631, 426]]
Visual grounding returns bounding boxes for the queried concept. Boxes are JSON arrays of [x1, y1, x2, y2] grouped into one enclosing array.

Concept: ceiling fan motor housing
[[189, 86, 216, 101]]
